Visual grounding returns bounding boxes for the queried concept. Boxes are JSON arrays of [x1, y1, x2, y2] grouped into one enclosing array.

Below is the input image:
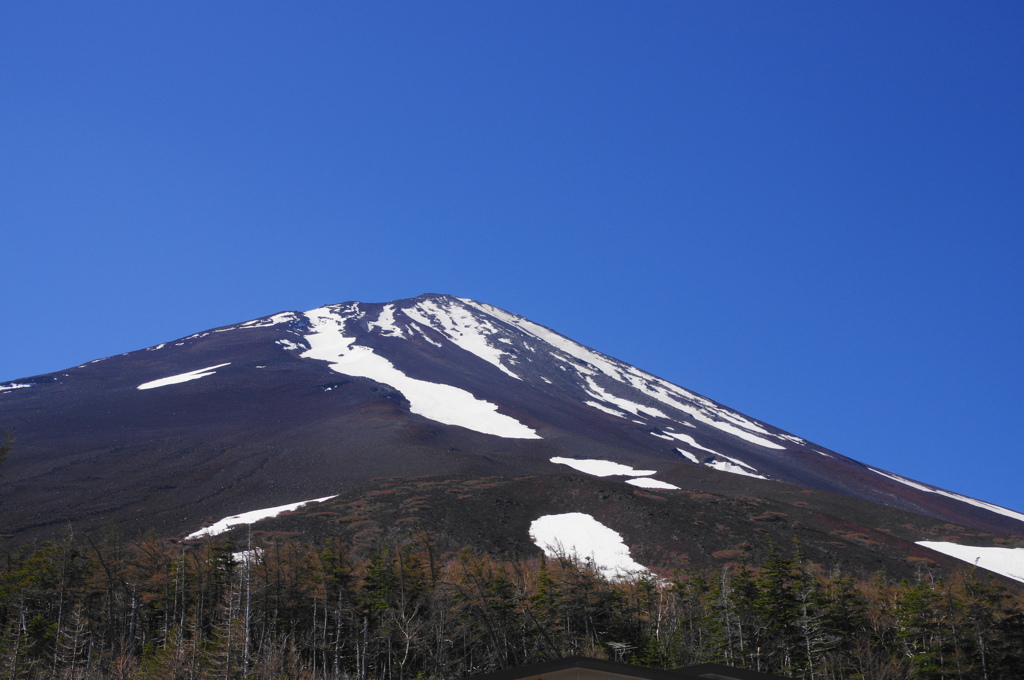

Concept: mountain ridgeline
[[1, 294, 1022, 583]]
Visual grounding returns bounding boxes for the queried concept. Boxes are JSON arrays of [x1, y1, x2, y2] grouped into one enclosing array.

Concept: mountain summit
[[2, 294, 1022, 581]]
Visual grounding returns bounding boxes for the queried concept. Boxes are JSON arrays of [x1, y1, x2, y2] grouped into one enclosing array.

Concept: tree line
[[0, 530, 1022, 680]]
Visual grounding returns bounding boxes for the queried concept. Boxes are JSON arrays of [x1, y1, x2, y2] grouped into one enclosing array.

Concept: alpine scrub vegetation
[[0, 534, 1021, 679]]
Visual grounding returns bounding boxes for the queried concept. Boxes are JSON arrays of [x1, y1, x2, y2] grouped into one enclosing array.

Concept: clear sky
[[2, 3, 1022, 512]]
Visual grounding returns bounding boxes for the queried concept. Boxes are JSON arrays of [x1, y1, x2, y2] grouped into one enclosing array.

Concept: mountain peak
[[2, 295, 1023, 583]]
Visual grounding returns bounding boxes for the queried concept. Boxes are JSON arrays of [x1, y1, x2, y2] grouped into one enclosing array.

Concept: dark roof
[[465, 656, 701, 680], [679, 663, 794, 680], [465, 657, 792, 680]]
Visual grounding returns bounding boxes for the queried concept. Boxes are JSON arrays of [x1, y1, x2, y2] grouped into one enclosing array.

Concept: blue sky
[[2, 3, 1022, 512]]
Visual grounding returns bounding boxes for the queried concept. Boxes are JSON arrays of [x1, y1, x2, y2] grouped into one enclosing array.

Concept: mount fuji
[[2, 294, 1022, 582]]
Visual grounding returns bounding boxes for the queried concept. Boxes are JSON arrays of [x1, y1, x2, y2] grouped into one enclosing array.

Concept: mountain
[[1, 294, 1022, 582]]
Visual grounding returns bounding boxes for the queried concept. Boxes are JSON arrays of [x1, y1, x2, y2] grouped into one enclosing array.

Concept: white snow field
[[550, 457, 655, 477], [663, 431, 718, 453], [137, 363, 231, 390], [529, 512, 651, 579], [300, 306, 540, 439], [917, 541, 1024, 584], [186, 496, 337, 539], [672, 444, 768, 480], [237, 312, 298, 328], [675, 447, 701, 464], [403, 298, 521, 379], [871, 468, 1024, 524], [705, 459, 768, 479], [459, 298, 789, 450], [626, 477, 680, 490], [290, 296, 794, 450], [550, 457, 680, 490]]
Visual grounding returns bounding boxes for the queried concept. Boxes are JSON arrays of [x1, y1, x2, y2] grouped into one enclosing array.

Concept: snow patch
[[186, 496, 337, 539], [238, 312, 297, 328], [703, 450, 768, 479], [684, 410, 785, 449], [529, 513, 651, 580], [460, 298, 787, 450], [404, 299, 520, 379], [585, 400, 628, 417], [550, 457, 655, 477], [626, 477, 679, 490], [583, 377, 668, 420], [367, 305, 406, 338], [301, 307, 540, 439], [675, 448, 701, 464], [277, 339, 303, 351], [706, 460, 768, 479], [137, 363, 231, 390], [663, 432, 718, 454], [672, 443, 769, 480], [411, 324, 443, 347], [0, 383, 34, 393], [917, 542, 1024, 583]]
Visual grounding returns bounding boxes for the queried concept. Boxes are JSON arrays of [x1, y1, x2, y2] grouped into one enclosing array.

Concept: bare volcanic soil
[[182, 473, 1024, 585], [3, 294, 1024, 589]]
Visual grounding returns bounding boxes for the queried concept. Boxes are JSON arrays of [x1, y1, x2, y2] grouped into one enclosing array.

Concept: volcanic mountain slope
[[1, 294, 1022, 581]]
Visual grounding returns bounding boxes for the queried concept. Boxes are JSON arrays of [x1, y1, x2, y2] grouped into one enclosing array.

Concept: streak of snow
[[411, 325, 443, 347], [464, 300, 614, 375], [186, 496, 337, 539], [706, 460, 768, 479], [0, 383, 34, 393], [584, 377, 668, 419], [917, 542, 1024, 583], [550, 457, 655, 477], [301, 308, 540, 439], [238, 312, 298, 328], [367, 304, 406, 338], [702, 450, 768, 479], [146, 344, 166, 351], [404, 300, 520, 379], [662, 432, 718, 454], [871, 469, 1024, 524], [626, 477, 679, 490], [137, 363, 231, 390], [675, 448, 701, 464], [460, 299, 786, 449], [529, 513, 651, 580], [585, 400, 628, 417], [683, 410, 785, 449], [670, 442, 769, 480]]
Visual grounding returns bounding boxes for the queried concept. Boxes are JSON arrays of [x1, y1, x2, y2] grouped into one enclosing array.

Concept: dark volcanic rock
[[1, 294, 1022, 583]]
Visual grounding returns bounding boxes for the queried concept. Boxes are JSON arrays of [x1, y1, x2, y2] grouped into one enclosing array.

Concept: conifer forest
[[0, 532, 1022, 680]]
